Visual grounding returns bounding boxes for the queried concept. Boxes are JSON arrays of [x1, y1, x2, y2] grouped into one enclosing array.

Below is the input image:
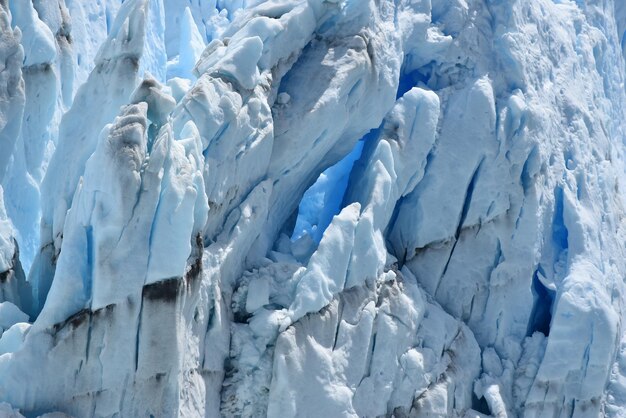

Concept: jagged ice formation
[[0, 0, 626, 417]]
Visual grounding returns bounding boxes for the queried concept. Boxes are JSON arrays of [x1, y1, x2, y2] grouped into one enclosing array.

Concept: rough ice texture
[[0, 0, 626, 417]]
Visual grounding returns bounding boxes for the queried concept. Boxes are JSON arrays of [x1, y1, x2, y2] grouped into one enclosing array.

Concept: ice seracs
[[1, 0, 626, 417]]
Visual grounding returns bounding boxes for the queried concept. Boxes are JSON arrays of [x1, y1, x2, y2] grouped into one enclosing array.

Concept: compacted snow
[[1, 0, 626, 417]]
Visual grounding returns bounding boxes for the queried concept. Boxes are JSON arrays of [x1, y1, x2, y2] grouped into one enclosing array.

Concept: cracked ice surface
[[0, 0, 625, 417]]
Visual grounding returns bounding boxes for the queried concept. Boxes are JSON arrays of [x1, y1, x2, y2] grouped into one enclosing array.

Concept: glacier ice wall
[[0, 0, 626, 417]]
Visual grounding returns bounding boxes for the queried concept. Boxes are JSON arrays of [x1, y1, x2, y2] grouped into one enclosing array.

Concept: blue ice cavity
[[291, 140, 365, 243], [396, 66, 430, 99], [527, 268, 555, 336]]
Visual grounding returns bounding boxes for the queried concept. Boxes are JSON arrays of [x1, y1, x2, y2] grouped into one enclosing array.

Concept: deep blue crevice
[[384, 145, 436, 266], [385, 193, 408, 264], [520, 145, 539, 192], [472, 393, 491, 415], [457, 159, 484, 236], [396, 64, 432, 99], [291, 139, 365, 243], [552, 187, 569, 253], [105, 7, 112, 34], [84, 225, 94, 302], [526, 267, 555, 336]]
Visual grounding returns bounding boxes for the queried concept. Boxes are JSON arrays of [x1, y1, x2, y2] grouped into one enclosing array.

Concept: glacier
[[0, 0, 625, 416]]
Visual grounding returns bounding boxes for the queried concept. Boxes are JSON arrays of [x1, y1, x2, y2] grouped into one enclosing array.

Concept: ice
[[37, 74, 207, 325], [0, 189, 15, 275], [0, 322, 30, 355], [291, 140, 364, 243], [0, 4, 24, 185], [195, 35, 263, 90], [162, 0, 226, 59], [0, 187, 32, 317], [32, 0, 160, 314], [8, 0, 56, 67], [0, 302, 28, 331], [0, 402, 25, 418], [63, 0, 124, 91], [2, 0, 74, 274], [245, 275, 270, 313], [166, 7, 206, 80], [267, 268, 481, 417], [1, 0, 626, 417], [288, 202, 360, 322], [389, 76, 497, 251]]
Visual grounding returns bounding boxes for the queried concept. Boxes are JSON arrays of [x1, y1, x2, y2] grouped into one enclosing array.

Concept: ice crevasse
[[0, 0, 626, 417]]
